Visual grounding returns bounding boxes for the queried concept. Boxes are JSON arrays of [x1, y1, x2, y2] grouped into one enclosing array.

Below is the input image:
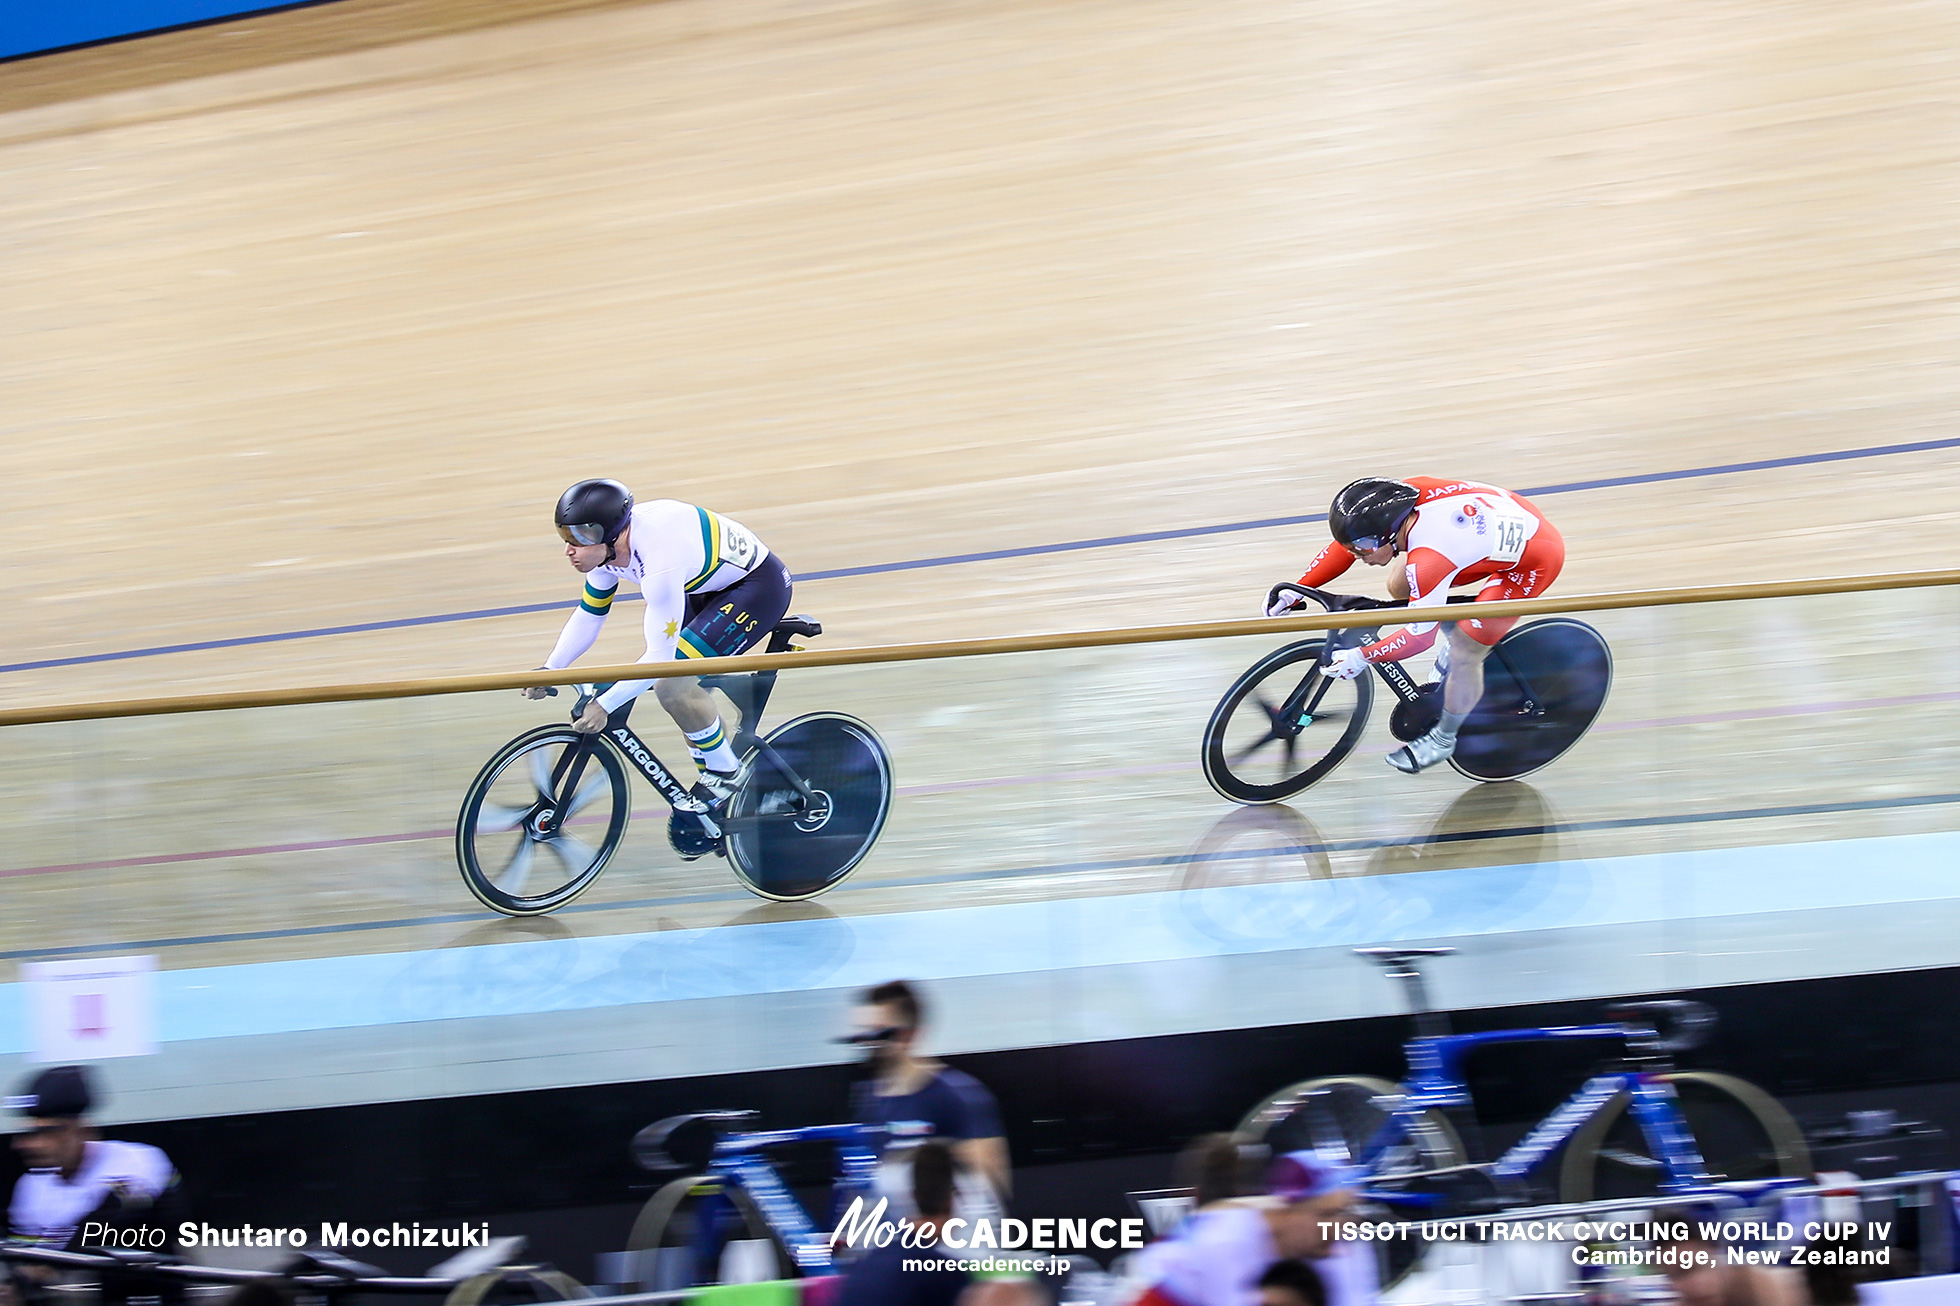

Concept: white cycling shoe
[[690, 767, 740, 809], [1387, 728, 1457, 775], [668, 769, 740, 862]]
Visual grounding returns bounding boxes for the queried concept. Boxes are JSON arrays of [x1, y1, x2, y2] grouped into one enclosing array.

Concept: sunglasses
[[557, 523, 608, 547], [836, 1025, 905, 1046]]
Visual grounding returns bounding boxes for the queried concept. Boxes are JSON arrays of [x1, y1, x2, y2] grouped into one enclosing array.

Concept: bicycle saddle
[[633, 1110, 762, 1172], [1608, 1000, 1717, 1054], [761, 615, 822, 657]]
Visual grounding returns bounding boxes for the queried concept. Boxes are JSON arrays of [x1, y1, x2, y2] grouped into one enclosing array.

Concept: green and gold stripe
[[683, 507, 722, 593], [675, 629, 717, 660], [579, 581, 617, 615]]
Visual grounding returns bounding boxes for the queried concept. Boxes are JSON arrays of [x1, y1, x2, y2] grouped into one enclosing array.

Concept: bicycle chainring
[[667, 809, 725, 861], [1389, 684, 1444, 741]]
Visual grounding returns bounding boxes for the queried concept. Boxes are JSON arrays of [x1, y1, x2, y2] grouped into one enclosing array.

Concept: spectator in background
[[1256, 1260, 1329, 1306], [837, 1140, 965, 1305], [845, 981, 1011, 1207], [1128, 1133, 1263, 1245], [7, 1067, 183, 1252], [838, 1141, 1037, 1306], [5, 1067, 185, 1306], [1651, 1213, 1806, 1306], [1177, 1134, 1261, 1211], [1801, 1232, 1864, 1306], [1123, 1151, 1361, 1306]]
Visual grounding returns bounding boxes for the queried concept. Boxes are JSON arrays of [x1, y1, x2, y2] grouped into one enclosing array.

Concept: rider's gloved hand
[[573, 699, 609, 734], [1323, 646, 1370, 680], [1266, 588, 1306, 618], [521, 685, 555, 700]]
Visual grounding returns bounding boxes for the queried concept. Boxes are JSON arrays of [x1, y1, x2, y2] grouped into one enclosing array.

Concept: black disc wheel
[[457, 726, 631, 916], [627, 1174, 796, 1286], [1450, 618, 1613, 782], [725, 713, 893, 901], [1557, 1071, 1811, 1204], [1237, 1075, 1471, 1286], [1202, 640, 1373, 804]]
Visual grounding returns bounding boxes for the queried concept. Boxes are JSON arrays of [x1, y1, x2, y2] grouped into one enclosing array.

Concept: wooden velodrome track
[[3, 0, 1959, 978]]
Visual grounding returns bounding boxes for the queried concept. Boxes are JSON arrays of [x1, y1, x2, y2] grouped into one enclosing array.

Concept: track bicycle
[[625, 1109, 929, 1284], [1202, 584, 1612, 803], [456, 616, 893, 915], [1236, 948, 1812, 1215]]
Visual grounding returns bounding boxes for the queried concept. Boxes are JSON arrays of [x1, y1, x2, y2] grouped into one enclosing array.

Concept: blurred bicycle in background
[[624, 1109, 927, 1285], [1236, 948, 1811, 1283]]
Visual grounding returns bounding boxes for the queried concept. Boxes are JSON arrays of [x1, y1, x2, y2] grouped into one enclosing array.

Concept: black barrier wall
[[6, 964, 1954, 1276]]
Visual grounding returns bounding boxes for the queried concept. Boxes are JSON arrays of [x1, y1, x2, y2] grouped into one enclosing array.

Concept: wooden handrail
[[2, 568, 1956, 727]]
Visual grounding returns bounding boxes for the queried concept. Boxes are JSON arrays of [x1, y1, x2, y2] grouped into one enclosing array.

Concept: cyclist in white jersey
[[7, 1067, 182, 1260], [1121, 1152, 1362, 1306], [524, 480, 792, 857]]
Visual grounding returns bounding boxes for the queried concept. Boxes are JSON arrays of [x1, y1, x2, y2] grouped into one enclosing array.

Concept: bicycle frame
[[594, 717, 702, 812], [1334, 599, 1549, 717], [544, 645, 820, 842], [688, 1122, 897, 1275], [1269, 583, 1559, 719], [1355, 1025, 1713, 1202]]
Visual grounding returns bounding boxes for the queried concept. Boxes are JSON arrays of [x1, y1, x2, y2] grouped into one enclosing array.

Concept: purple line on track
[[0, 829, 452, 879], [6, 435, 1957, 676]]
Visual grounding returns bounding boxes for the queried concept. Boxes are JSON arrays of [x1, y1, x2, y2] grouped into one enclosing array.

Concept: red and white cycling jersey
[[1297, 477, 1565, 663]]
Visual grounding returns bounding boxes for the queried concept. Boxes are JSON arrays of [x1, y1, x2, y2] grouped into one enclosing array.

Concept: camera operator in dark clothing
[[844, 981, 1010, 1207]]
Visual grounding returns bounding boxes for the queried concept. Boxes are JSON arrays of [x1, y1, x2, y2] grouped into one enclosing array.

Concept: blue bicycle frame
[[682, 1120, 922, 1277], [1357, 1023, 1711, 1202]]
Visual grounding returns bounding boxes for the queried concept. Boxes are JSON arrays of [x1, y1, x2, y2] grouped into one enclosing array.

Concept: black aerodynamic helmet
[[1328, 477, 1420, 553], [554, 479, 634, 548]]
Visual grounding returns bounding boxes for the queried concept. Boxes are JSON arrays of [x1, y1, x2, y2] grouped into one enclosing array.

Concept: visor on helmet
[[558, 522, 610, 547], [1344, 525, 1400, 553]]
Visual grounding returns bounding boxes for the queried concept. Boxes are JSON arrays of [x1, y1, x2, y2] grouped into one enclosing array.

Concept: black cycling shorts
[[676, 553, 793, 661]]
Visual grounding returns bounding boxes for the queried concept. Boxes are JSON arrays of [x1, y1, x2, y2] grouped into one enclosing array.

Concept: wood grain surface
[[3, 0, 1957, 970]]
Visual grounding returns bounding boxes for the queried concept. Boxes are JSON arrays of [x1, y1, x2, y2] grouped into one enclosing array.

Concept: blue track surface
[[2, 0, 307, 60], [1, 828, 1953, 1049]]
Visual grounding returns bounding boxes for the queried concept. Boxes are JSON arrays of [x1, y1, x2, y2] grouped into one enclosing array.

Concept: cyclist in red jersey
[[1267, 477, 1566, 774]]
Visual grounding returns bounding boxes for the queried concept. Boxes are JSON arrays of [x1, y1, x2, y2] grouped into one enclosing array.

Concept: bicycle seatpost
[[1355, 947, 1455, 1038]]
